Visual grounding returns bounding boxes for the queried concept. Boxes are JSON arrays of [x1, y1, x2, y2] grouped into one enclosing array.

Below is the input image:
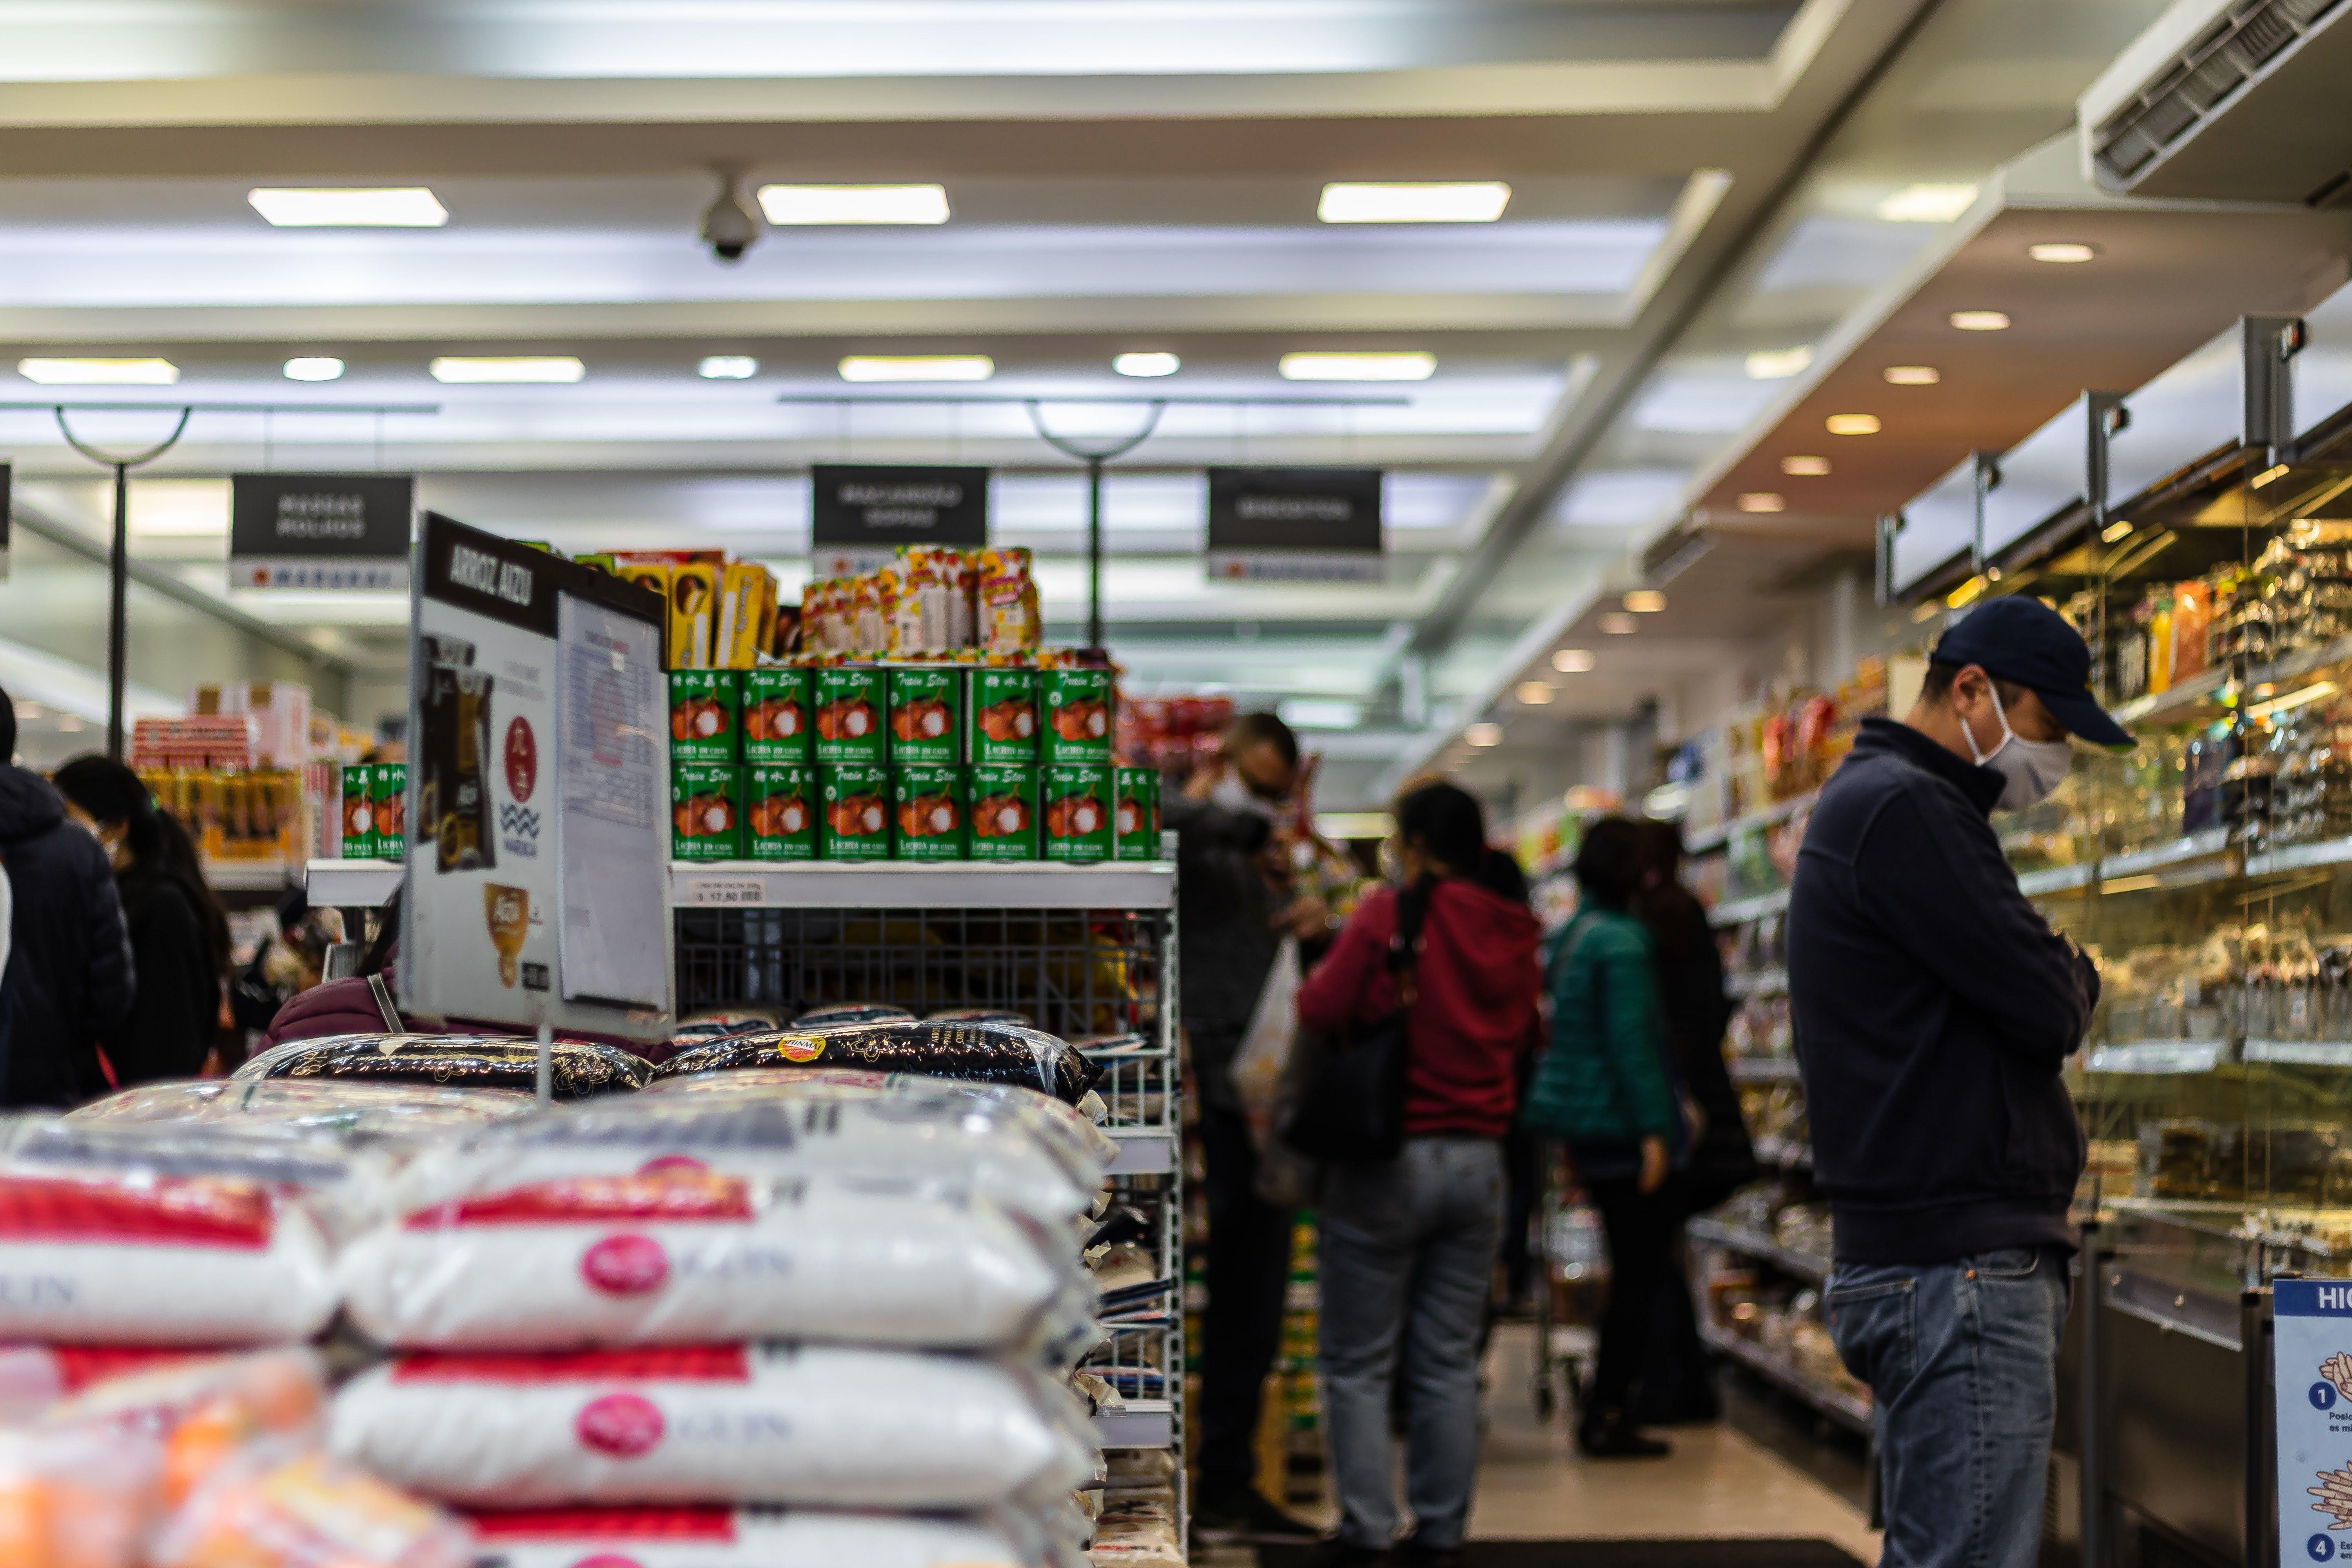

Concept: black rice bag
[[234, 1033, 649, 1099], [654, 1019, 1100, 1103], [793, 1003, 917, 1026]]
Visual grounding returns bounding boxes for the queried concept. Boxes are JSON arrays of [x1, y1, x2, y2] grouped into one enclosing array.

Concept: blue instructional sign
[[2276, 1281, 2352, 1562]]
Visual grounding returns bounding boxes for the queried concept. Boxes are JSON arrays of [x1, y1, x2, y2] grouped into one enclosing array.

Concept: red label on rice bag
[[45, 1346, 234, 1391], [0, 1176, 274, 1249], [581, 1234, 670, 1296], [393, 1347, 752, 1384], [405, 1173, 752, 1229], [577, 1392, 666, 1457], [468, 1508, 738, 1542]]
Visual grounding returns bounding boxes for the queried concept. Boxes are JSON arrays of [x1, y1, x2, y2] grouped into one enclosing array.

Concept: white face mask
[[1209, 768, 1282, 821], [1962, 682, 2072, 810]]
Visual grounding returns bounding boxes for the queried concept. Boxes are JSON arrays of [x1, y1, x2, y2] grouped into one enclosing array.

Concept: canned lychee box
[[339, 764, 374, 858], [746, 763, 816, 862], [1042, 666, 1114, 764], [741, 666, 812, 764], [968, 764, 1038, 862], [1114, 765, 1161, 860], [672, 763, 743, 861], [813, 665, 886, 766], [1042, 762, 1112, 863], [965, 667, 1039, 765], [668, 669, 740, 764], [818, 763, 892, 860], [888, 666, 962, 766], [370, 762, 408, 862], [893, 763, 967, 862]]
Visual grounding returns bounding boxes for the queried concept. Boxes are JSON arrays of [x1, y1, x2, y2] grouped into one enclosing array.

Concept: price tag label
[[686, 878, 767, 907]]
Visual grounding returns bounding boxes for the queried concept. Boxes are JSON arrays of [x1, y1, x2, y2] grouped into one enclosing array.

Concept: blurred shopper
[[0, 691, 134, 1106], [1167, 711, 1324, 1543], [1524, 816, 1681, 1458], [1294, 781, 1540, 1567], [55, 755, 229, 1085], [1631, 820, 1755, 1422], [264, 888, 399, 1047], [1791, 596, 2117, 1568]]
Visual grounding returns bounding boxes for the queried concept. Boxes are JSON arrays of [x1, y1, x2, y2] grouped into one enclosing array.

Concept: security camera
[[700, 169, 760, 264]]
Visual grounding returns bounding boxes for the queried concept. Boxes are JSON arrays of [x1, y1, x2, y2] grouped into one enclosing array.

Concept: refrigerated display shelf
[[1710, 888, 1791, 928], [1685, 790, 1819, 855], [2084, 1039, 2230, 1074], [2242, 1038, 2352, 1065], [1688, 1217, 1831, 1283], [1699, 1323, 1871, 1433]]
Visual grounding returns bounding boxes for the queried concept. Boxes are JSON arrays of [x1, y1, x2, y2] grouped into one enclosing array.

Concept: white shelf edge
[[1728, 1056, 1801, 1082], [1726, 967, 1788, 1000], [2083, 1038, 2230, 1074], [1093, 1401, 1173, 1449], [303, 857, 1177, 912], [1688, 1218, 1831, 1283], [1699, 1323, 1871, 1432], [1104, 1128, 1175, 1175], [2243, 1038, 2352, 1066], [1709, 887, 1791, 929], [1686, 790, 1819, 855], [2098, 826, 2232, 880], [2015, 864, 2092, 897]]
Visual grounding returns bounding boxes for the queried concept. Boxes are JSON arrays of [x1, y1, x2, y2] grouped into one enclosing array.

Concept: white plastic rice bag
[[465, 1506, 1044, 1568], [339, 1168, 1078, 1353], [0, 1171, 336, 1344], [332, 1345, 1097, 1511], [71, 1078, 537, 1148], [386, 1087, 1096, 1227]]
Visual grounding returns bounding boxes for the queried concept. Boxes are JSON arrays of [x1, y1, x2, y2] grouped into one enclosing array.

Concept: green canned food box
[[814, 666, 886, 765], [668, 669, 740, 764], [819, 763, 892, 860], [969, 764, 1038, 862], [672, 763, 743, 861], [966, 668, 1039, 765], [340, 764, 374, 858], [741, 666, 813, 764], [893, 763, 967, 861], [1114, 765, 1161, 860], [1042, 666, 1114, 764], [371, 763, 408, 862], [746, 763, 817, 861], [1042, 763, 1112, 863], [888, 666, 962, 766]]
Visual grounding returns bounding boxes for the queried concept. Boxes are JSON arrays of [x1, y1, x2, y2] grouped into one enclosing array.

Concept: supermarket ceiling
[[0, 0, 2209, 805]]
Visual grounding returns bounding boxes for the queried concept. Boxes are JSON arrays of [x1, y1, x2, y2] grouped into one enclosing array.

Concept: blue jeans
[[1826, 1245, 2073, 1568], [1319, 1136, 1505, 1550]]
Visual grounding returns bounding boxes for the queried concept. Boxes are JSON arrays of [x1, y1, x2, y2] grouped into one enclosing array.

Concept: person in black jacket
[[1632, 819, 1755, 1425], [1789, 595, 2120, 1568], [55, 755, 228, 1087], [0, 694, 134, 1106]]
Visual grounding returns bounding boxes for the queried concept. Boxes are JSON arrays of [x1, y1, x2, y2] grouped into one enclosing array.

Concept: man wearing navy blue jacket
[[1789, 595, 2123, 1568]]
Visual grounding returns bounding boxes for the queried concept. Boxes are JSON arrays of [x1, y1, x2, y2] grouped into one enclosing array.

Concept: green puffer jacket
[[1522, 903, 1679, 1147]]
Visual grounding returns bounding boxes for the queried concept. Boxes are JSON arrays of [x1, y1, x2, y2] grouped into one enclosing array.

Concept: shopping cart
[[1526, 1147, 1604, 1420]]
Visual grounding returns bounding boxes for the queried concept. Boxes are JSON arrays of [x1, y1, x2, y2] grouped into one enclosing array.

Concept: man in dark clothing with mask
[[0, 688, 134, 1107], [1167, 710, 1326, 1543], [1789, 595, 2125, 1568]]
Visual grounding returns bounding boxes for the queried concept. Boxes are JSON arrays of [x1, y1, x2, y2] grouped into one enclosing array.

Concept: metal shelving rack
[[305, 853, 1190, 1532]]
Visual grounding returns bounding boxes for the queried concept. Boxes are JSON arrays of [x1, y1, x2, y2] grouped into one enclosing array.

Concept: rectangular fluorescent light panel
[[1318, 182, 1511, 223], [1744, 346, 1813, 380], [429, 356, 584, 384], [18, 358, 178, 385], [1278, 699, 1365, 730], [249, 187, 448, 227], [838, 355, 994, 383], [1279, 352, 1435, 382], [1875, 183, 1978, 223], [759, 184, 950, 225]]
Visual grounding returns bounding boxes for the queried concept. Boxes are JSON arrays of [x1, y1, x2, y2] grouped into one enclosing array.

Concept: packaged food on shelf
[[671, 763, 743, 861], [1043, 667, 1114, 764], [969, 668, 1041, 764], [813, 667, 886, 765], [152, 1446, 472, 1568], [818, 763, 891, 859], [976, 546, 1042, 654], [669, 670, 740, 764], [889, 666, 962, 764], [740, 666, 812, 763], [793, 1004, 917, 1027], [894, 764, 967, 861], [653, 1018, 1103, 1106], [971, 765, 1040, 860], [66, 1078, 537, 1148], [234, 1034, 650, 1099], [463, 1507, 1047, 1568], [1114, 766, 1161, 859], [746, 764, 817, 861], [1043, 764, 1112, 863]]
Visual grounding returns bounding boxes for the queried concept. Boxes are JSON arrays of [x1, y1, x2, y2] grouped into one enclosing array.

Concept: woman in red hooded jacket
[[1293, 780, 1542, 1568]]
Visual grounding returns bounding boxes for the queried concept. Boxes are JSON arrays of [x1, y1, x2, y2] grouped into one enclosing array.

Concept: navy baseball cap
[[1933, 595, 2133, 749]]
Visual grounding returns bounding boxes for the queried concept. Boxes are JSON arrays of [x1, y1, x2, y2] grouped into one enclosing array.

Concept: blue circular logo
[[2316, 1382, 2340, 1411], [2310, 1532, 2336, 1561]]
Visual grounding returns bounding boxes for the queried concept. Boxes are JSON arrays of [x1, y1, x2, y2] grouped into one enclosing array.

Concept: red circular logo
[[581, 1234, 669, 1296], [505, 717, 537, 804], [576, 1392, 665, 1457]]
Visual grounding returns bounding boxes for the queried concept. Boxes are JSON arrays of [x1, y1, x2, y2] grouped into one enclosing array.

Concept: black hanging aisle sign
[[1206, 466, 1384, 582], [230, 472, 415, 590], [809, 463, 989, 577]]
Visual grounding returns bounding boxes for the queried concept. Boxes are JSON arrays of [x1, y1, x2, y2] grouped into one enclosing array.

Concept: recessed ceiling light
[[283, 357, 344, 382], [429, 356, 585, 384], [1826, 413, 1882, 435], [1883, 365, 1940, 385], [1515, 681, 1556, 705], [1745, 346, 1814, 380], [1278, 351, 1436, 382], [1553, 648, 1595, 673], [1781, 455, 1831, 476], [18, 358, 178, 385], [698, 355, 759, 379], [1622, 590, 1666, 613], [248, 187, 448, 227], [1737, 493, 1786, 513], [1465, 722, 1504, 747], [1317, 181, 1512, 223], [1876, 183, 1979, 223], [1950, 310, 2010, 331], [1113, 352, 1180, 378], [838, 354, 994, 383], [2029, 242, 2097, 264], [757, 184, 950, 225], [1601, 612, 1639, 634]]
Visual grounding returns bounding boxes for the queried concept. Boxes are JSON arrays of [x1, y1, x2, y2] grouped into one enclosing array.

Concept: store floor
[[1199, 1324, 1881, 1566]]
